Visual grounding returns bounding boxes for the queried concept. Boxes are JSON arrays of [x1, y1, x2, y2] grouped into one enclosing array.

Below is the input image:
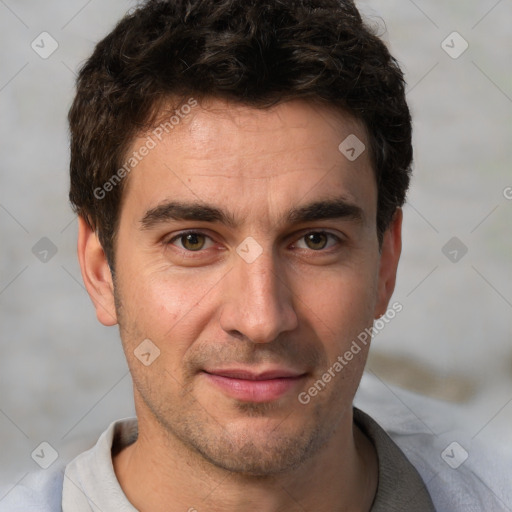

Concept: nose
[[219, 250, 298, 344]]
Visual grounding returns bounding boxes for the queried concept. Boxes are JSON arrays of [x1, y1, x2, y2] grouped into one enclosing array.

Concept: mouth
[[202, 367, 308, 403]]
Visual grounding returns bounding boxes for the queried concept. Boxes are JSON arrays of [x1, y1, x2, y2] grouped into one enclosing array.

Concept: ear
[[374, 208, 402, 319], [77, 216, 118, 326]]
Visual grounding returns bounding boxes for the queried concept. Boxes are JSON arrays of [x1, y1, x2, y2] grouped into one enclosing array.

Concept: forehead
[[122, 98, 376, 227]]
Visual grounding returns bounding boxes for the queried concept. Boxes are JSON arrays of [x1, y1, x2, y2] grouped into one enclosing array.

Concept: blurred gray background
[[1, 0, 511, 495]]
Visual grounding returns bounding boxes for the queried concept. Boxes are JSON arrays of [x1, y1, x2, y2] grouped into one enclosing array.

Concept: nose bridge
[[243, 251, 280, 309], [219, 247, 298, 343]]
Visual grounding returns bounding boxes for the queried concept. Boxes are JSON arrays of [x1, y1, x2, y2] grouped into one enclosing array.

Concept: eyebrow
[[141, 201, 237, 229], [287, 198, 364, 225], [140, 197, 364, 230]]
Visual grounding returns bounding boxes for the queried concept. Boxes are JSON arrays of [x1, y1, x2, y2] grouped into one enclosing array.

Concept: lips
[[202, 367, 307, 402]]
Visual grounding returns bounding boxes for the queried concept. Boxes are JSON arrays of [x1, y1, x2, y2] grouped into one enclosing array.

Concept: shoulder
[[0, 419, 136, 512], [0, 466, 65, 512], [355, 372, 512, 512]]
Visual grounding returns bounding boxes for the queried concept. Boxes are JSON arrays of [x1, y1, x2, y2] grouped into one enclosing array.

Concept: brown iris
[[304, 232, 328, 250], [181, 233, 206, 251]]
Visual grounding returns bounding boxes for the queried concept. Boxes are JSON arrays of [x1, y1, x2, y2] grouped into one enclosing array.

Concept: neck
[[113, 408, 378, 512]]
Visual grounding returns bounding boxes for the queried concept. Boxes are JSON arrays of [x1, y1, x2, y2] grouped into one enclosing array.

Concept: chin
[[183, 417, 330, 477]]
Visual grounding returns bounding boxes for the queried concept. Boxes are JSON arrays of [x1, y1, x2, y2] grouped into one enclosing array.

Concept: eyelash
[[167, 230, 215, 251], [166, 230, 342, 253]]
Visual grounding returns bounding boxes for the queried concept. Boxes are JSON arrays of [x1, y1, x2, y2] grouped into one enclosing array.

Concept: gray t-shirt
[[354, 408, 435, 511]]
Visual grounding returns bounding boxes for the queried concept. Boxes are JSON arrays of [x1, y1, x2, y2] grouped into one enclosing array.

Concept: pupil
[[307, 233, 326, 249], [184, 233, 204, 250]]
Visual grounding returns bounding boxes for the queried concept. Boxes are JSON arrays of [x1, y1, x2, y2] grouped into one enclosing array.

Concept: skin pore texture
[[78, 98, 403, 512]]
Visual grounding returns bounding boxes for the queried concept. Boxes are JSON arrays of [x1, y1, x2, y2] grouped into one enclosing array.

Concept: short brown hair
[[69, 0, 412, 269]]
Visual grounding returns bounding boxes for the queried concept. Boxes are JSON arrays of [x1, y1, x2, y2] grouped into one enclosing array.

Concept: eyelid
[[291, 230, 343, 250], [167, 230, 216, 250]]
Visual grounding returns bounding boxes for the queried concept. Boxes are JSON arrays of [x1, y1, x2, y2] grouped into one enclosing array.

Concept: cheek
[[294, 261, 379, 350], [117, 267, 223, 364]]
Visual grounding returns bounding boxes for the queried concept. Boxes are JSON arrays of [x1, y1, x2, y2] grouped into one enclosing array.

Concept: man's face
[[93, 99, 399, 475]]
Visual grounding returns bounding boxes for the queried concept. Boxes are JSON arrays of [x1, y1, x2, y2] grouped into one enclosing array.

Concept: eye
[[295, 232, 340, 251], [169, 231, 214, 251]]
